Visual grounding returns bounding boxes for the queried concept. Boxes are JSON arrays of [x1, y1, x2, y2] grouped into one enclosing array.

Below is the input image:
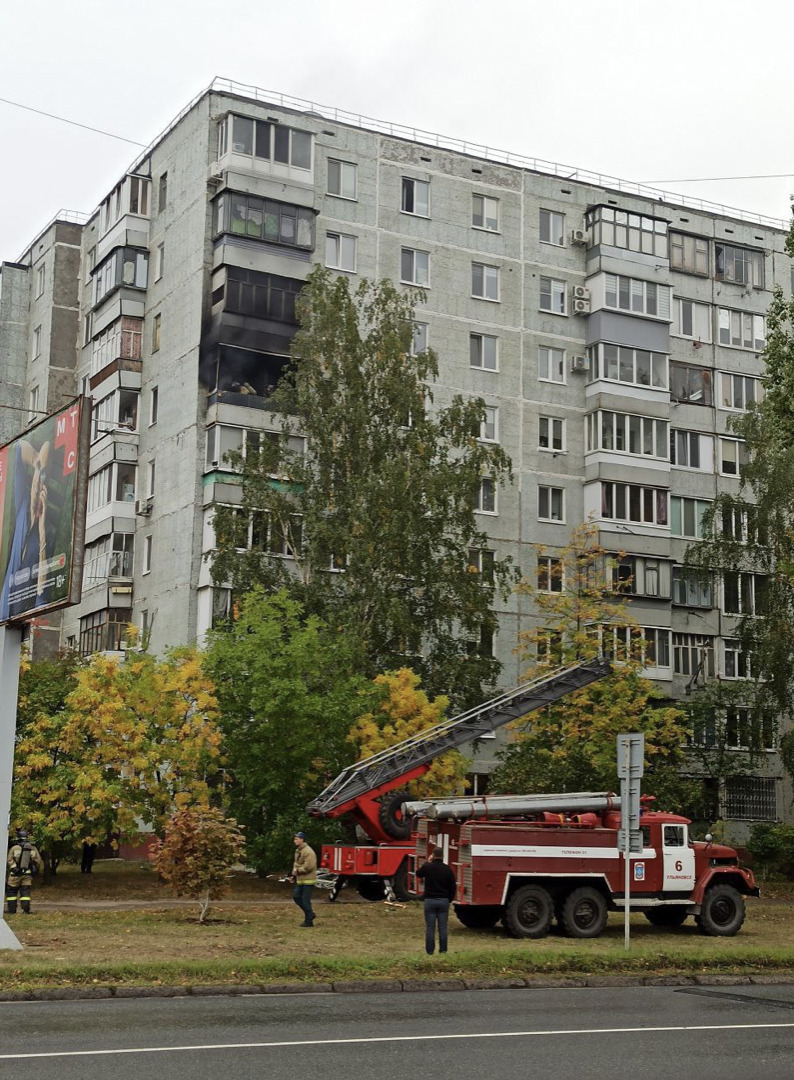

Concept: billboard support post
[[0, 624, 23, 950]]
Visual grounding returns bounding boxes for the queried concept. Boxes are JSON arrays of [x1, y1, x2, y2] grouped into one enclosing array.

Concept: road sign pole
[[623, 739, 631, 951], [0, 625, 23, 950]]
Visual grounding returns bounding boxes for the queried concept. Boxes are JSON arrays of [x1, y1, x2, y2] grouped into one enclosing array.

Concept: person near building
[[81, 841, 97, 874], [290, 832, 317, 927], [5, 829, 43, 914], [416, 847, 457, 955]]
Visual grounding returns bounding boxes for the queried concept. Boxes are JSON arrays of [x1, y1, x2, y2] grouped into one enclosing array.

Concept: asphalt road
[[1, 984, 794, 1079]]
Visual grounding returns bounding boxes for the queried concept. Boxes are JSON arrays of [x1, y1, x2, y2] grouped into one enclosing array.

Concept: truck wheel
[[644, 906, 689, 928], [356, 876, 386, 902], [378, 792, 412, 840], [697, 884, 745, 936], [561, 887, 608, 939], [454, 904, 502, 929], [504, 885, 553, 939]]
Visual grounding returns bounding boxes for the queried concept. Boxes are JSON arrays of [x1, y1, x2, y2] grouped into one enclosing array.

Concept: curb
[[3, 973, 794, 1003]]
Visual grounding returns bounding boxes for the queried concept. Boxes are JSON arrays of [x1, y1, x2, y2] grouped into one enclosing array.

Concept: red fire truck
[[409, 792, 759, 937], [307, 658, 612, 901]]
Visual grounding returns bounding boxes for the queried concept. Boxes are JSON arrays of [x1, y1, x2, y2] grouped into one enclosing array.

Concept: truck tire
[[644, 906, 689, 928], [561, 887, 608, 939], [454, 904, 502, 929], [504, 885, 553, 939], [356, 876, 386, 902], [378, 792, 412, 840], [697, 884, 745, 936]]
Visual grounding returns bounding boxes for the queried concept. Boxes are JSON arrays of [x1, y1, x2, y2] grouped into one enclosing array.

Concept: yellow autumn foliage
[[348, 668, 468, 799]]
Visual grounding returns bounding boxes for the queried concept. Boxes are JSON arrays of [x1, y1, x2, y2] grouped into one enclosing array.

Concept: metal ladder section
[[306, 656, 611, 817]]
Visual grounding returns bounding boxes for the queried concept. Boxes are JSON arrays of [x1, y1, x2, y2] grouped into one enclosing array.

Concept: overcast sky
[[1, 0, 793, 258]]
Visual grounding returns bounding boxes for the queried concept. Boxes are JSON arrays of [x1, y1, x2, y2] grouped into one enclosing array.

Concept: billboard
[[0, 398, 90, 625]]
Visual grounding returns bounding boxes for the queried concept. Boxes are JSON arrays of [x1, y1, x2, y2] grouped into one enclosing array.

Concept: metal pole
[[623, 738, 631, 952], [0, 624, 23, 950]]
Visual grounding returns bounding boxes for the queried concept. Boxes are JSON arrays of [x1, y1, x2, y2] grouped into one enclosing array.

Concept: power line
[[642, 172, 794, 184], [0, 95, 147, 147]]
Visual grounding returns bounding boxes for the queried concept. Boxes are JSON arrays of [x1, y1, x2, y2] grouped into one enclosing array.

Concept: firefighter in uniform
[[6, 829, 42, 914]]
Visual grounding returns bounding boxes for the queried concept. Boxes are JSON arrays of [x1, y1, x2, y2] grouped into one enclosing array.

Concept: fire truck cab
[[411, 798, 759, 939]]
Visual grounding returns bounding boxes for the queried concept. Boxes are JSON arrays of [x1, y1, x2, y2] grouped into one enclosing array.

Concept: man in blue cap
[[290, 832, 317, 927]]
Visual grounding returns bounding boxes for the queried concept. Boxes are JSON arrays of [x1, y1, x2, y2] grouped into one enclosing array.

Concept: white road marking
[[1, 1022, 794, 1059]]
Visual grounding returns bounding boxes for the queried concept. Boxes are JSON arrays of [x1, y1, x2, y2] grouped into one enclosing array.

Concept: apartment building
[[0, 79, 789, 837]]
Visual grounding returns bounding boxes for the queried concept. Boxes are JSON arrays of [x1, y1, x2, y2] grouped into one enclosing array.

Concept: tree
[[152, 806, 245, 924], [16, 648, 83, 736], [11, 645, 224, 873], [348, 668, 468, 800], [490, 523, 696, 808], [211, 267, 514, 708], [686, 229, 794, 759], [206, 589, 376, 874]]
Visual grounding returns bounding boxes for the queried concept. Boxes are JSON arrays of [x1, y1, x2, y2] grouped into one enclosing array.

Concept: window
[[673, 298, 712, 342], [28, 386, 39, 422], [611, 555, 670, 599], [214, 192, 315, 250], [586, 206, 668, 256], [723, 572, 767, 615], [401, 177, 429, 216], [719, 372, 763, 411], [158, 173, 168, 213], [720, 438, 749, 477], [715, 243, 764, 288], [539, 277, 566, 314], [723, 641, 750, 681], [673, 633, 715, 678], [83, 533, 135, 586], [143, 535, 152, 575], [468, 548, 495, 585], [475, 478, 496, 514], [539, 416, 565, 452], [33, 326, 41, 358], [155, 243, 164, 281], [480, 406, 498, 442], [327, 159, 357, 199], [669, 362, 713, 405], [78, 608, 131, 656], [718, 307, 766, 350], [601, 482, 668, 526], [472, 194, 499, 231], [150, 386, 158, 426], [725, 707, 774, 751], [128, 176, 149, 216], [91, 316, 143, 376], [586, 411, 667, 459], [537, 556, 563, 592], [539, 209, 565, 245], [669, 232, 709, 276], [411, 323, 428, 355], [466, 625, 494, 658], [93, 247, 148, 306], [470, 333, 498, 371], [719, 505, 766, 544], [222, 266, 302, 323], [325, 232, 357, 272], [401, 248, 429, 286], [725, 777, 776, 820], [84, 313, 93, 347], [589, 344, 667, 389], [670, 496, 711, 539], [472, 263, 499, 301], [643, 627, 671, 669], [603, 274, 671, 319], [538, 485, 564, 522], [147, 460, 156, 500], [599, 625, 670, 668], [670, 429, 712, 470], [538, 346, 565, 383], [87, 462, 136, 512], [672, 566, 713, 608], [224, 115, 312, 170], [152, 313, 161, 352], [35, 264, 45, 298], [91, 389, 140, 440]]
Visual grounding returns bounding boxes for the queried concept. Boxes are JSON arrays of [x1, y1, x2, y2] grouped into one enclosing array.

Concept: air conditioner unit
[[570, 355, 589, 373], [572, 297, 591, 315], [569, 228, 589, 246], [135, 499, 152, 516], [571, 285, 590, 301]]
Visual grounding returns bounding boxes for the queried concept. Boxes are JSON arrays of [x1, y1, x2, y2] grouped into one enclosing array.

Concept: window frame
[[325, 231, 357, 273], [539, 209, 565, 246], [400, 247, 430, 287], [401, 177, 430, 217], [470, 332, 498, 371], [472, 193, 499, 231], [539, 276, 566, 315], [472, 262, 500, 302], [538, 415, 566, 453], [538, 485, 565, 523], [327, 158, 358, 200], [475, 477, 497, 515]]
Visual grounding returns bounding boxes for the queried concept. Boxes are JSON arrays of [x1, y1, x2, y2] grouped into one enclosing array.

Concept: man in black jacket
[[416, 847, 456, 955]]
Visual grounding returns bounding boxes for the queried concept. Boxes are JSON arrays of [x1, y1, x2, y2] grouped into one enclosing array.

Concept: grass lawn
[[1, 861, 793, 990]]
